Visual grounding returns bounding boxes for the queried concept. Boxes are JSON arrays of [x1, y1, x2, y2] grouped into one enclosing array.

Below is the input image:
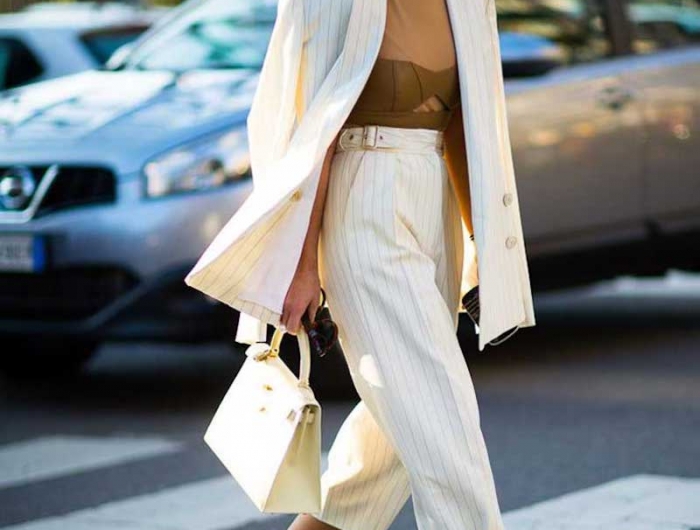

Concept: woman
[[279, 0, 533, 529], [185, 0, 536, 528]]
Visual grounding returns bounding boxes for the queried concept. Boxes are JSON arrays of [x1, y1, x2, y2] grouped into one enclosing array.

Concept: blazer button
[[503, 193, 513, 206], [505, 236, 517, 249], [290, 189, 302, 202]]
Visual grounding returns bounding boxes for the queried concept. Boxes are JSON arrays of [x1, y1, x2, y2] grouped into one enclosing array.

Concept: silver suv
[[0, 0, 698, 379], [0, 0, 276, 374]]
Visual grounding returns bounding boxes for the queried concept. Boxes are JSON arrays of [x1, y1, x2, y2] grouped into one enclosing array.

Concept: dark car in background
[[0, 0, 697, 385]]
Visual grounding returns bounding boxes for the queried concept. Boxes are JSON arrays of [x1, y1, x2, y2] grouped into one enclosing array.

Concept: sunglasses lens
[[303, 313, 340, 357]]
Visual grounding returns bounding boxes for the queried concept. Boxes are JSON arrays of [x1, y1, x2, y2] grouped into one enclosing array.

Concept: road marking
[[1, 439, 695, 530], [1, 477, 263, 530], [1, 452, 331, 530], [503, 474, 700, 529], [0, 436, 182, 489]]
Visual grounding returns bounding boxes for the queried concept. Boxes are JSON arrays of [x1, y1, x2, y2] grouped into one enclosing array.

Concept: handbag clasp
[[253, 346, 279, 362]]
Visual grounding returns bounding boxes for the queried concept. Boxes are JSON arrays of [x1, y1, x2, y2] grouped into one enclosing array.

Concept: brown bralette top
[[345, 0, 461, 132]]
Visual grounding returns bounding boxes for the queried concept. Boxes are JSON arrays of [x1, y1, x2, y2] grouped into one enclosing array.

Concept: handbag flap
[[244, 356, 319, 414], [242, 341, 320, 412]]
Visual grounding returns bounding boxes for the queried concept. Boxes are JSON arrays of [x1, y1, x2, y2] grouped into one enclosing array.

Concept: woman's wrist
[[298, 245, 318, 272]]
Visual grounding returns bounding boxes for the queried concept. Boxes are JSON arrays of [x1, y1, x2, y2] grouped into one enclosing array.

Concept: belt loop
[[338, 128, 351, 150], [362, 125, 379, 149]]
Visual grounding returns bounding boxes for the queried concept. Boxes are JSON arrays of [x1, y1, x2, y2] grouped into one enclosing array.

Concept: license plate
[[0, 234, 47, 272]]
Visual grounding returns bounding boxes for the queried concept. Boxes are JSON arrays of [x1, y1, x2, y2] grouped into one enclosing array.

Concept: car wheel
[[0, 337, 99, 378]]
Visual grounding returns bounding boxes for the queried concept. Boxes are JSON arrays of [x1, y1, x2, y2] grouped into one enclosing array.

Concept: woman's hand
[[280, 133, 340, 335], [281, 258, 321, 335]]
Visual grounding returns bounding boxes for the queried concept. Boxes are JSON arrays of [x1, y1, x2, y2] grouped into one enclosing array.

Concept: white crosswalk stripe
[[504, 474, 700, 530], [2, 477, 263, 530], [0, 451, 330, 530], [0, 436, 182, 489], [1, 434, 697, 530], [4, 471, 699, 530]]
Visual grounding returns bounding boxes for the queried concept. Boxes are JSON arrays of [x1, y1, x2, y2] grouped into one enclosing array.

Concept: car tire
[[0, 337, 99, 379]]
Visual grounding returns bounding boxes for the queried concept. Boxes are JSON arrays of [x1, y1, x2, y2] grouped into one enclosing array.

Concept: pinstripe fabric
[[312, 126, 504, 530], [184, 0, 537, 353]]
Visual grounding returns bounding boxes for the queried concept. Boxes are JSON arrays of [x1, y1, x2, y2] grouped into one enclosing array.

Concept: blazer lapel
[[259, 0, 387, 202]]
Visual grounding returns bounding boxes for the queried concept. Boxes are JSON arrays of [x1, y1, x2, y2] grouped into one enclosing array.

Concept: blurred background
[[0, 0, 698, 529], [0, 0, 180, 10]]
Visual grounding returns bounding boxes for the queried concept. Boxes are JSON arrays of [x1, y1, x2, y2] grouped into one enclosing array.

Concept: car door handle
[[597, 86, 634, 111]]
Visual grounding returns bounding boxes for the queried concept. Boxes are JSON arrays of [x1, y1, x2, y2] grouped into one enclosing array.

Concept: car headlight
[[143, 128, 251, 198]]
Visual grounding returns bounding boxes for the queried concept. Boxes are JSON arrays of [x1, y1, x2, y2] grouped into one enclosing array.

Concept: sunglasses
[[300, 287, 340, 357], [462, 284, 520, 347]]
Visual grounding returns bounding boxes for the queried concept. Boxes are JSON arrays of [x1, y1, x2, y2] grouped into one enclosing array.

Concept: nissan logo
[[0, 166, 36, 210]]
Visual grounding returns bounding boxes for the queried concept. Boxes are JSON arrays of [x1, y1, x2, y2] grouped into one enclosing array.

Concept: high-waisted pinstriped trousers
[[313, 125, 505, 530]]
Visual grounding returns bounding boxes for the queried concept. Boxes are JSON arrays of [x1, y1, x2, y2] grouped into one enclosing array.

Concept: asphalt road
[[0, 271, 699, 529]]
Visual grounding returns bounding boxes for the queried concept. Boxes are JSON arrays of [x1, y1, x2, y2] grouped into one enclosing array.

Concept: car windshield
[[82, 27, 150, 65], [119, 0, 277, 72]]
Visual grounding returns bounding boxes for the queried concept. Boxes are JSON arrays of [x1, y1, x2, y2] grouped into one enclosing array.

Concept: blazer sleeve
[[246, 0, 306, 191], [235, 0, 350, 345], [235, 0, 306, 346]]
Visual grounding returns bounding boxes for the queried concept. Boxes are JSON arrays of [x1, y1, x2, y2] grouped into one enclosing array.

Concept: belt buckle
[[338, 129, 352, 150], [362, 125, 379, 149]]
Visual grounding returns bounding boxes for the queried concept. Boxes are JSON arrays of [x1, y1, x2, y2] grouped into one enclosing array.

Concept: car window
[[627, 0, 700, 53], [80, 25, 150, 64], [495, 0, 613, 65], [0, 38, 43, 91], [120, 0, 277, 72]]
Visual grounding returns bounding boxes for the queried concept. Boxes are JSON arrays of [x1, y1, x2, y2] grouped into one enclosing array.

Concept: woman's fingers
[[281, 299, 294, 334], [307, 301, 319, 323], [283, 297, 320, 335], [283, 298, 307, 335], [281, 270, 321, 335]]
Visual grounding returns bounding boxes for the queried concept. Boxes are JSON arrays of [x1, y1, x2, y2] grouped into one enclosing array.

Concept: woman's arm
[[443, 103, 479, 286], [443, 103, 473, 236], [281, 131, 341, 334]]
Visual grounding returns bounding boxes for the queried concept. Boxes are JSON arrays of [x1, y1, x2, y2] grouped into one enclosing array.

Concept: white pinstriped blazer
[[184, 0, 536, 352]]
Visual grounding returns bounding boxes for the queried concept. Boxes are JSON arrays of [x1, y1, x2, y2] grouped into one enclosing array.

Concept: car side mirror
[[105, 42, 136, 71]]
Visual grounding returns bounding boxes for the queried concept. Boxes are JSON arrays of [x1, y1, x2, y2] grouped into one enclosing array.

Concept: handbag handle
[[252, 325, 312, 388]]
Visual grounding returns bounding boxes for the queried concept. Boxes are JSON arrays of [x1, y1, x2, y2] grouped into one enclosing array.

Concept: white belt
[[336, 125, 444, 154]]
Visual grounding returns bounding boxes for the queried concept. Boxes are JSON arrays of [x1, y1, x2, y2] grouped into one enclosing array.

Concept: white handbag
[[204, 325, 322, 514]]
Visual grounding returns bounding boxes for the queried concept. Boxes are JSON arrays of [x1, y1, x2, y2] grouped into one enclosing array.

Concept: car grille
[[39, 166, 117, 214], [0, 165, 117, 217], [0, 266, 138, 321]]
